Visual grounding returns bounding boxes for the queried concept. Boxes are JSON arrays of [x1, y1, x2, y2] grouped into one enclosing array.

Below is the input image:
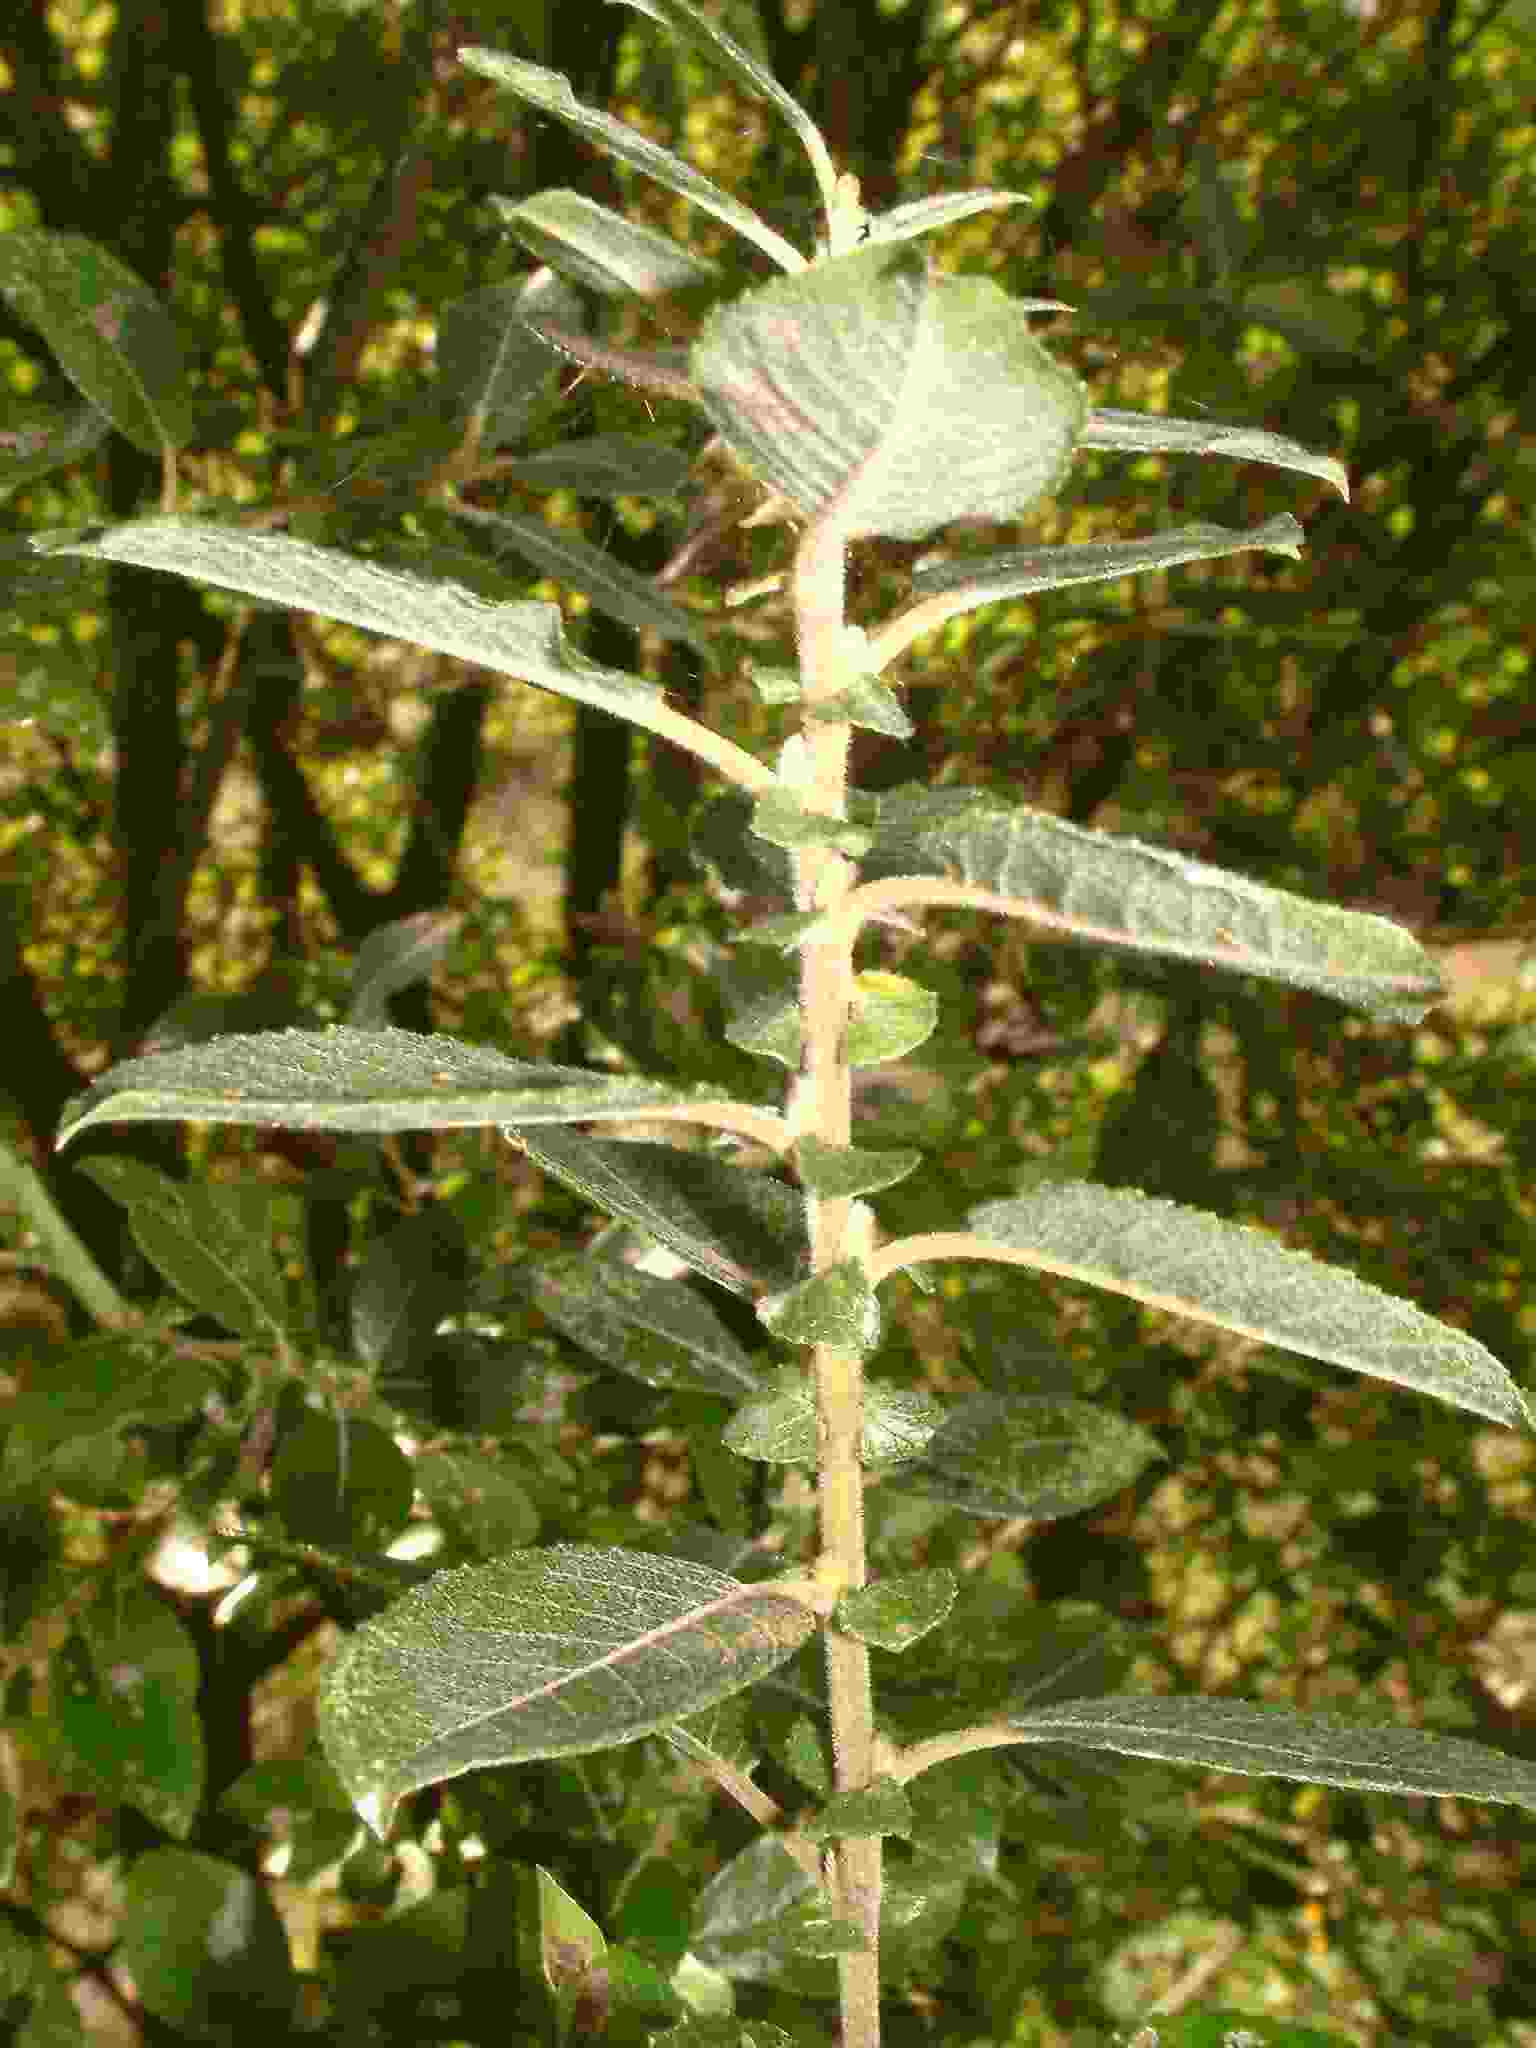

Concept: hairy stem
[[790, 514, 883, 2048]]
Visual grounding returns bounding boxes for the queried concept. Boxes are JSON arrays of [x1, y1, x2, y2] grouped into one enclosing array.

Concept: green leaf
[[28, 525, 752, 778], [528, 1255, 763, 1396], [270, 1412, 415, 1552], [434, 271, 578, 447], [496, 432, 695, 497], [347, 911, 464, 1027], [351, 1208, 468, 1377], [0, 1919, 85, 2048], [60, 1026, 721, 1144], [894, 1393, 1161, 1520], [508, 1127, 806, 1297], [460, 50, 804, 274], [723, 1372, 942, 1465], [0, 1138, 128, 1323], [864, 788, 1445, 1023], [794, 1136, 922, 1200], [806, 673, 913, 737], [863, 191, 1040, 249], [721, 955, 802, 1067], [0, 232, 195, 452], [491, 188, 720, 298], [614, 0, 839, 215], [901, 514, 1308, 635], [880, 1596, 1138, 1740], [319, 1546, 817, 1832], [77, 1158, 289, 1344], [757, 1262, 880, 1353], [781, 1715, 831, 1795], [220, 1757, 360, 1884], [950, 1182, 1529, 1429], [691, 244, 1087, 541], [0, 1333, 214, 1471], [834, 1569, 957, 1652], [0, 397, 110, 501], [54, 1591, 205, 1838], [447, 501, 718, 658], [749, 790, 873, 855], [845, 971, 938, 1064], [116, 1850, 296, 2036], [804, 1777, 911, 1841], [1079, 405, 1349, 498], [535, 1863, 606, 1991], [1005, 1694, 1536, 1810], [415, 1446, 541, 1553]]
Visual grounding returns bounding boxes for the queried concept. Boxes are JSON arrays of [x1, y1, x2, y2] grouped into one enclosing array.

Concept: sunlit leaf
[[861, 788, 1444, 1022], [1006, 1694, 1536, 1809], [460, 51, 803, 274], [59, 1026, 721, 1144], [917, 1182, 1530, 1429], [692, 244, 1087, 541], [319, 1546, 817, 1832], [0, 232, 194, 451]]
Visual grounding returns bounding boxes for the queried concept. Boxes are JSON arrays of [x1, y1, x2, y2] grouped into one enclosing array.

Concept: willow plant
[[35, 3, 1536, 2044]]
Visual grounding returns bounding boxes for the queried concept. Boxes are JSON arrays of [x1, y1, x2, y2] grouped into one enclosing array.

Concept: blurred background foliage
[[3, 0, 1536, 2041]]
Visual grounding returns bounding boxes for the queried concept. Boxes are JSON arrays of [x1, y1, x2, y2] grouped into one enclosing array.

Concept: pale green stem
[[788, 514, 883, 2048]]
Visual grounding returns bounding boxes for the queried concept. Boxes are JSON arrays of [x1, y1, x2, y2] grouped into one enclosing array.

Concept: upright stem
[[790, 516, 883, 2048]]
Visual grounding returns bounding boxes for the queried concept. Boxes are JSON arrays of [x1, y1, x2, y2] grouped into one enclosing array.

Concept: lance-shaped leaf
[[496, 434, 694, 498], [872, 1181, 1528, 1429], [460, 51, 804, 275], [0, 1138, 127, 1323], [863, 192, 1039, 248], [1078, 406, 1349, 499], [0, 231, 195, 452], [58, 1027, 725, 1144], [435, 271, 580, 448], [616, 0, 840, 216], [691, 244, 1087, 542], [492, 190, 720, 298], [508, 1127, 806, 1298], [318, 1546, 817, 1832], [858, 787, 1445, 1023], [878, 514, 1307, 651], [78, 1157, 289, 1345], [527, 1255, 763, 1397], [347, 912, 463, 1027], [894, 1394, 1161, 1520], [448, 501, 716, 659], [1004, 1695, 1536, 1810], [28, 524, 769, 789]]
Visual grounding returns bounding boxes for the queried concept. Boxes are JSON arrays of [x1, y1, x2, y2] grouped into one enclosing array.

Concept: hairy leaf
[[894, 1394, 1161, 1519], [491, 189, 720, 298], [692, 245, 1087, 540], [60, 1027, 720, 1143], [509, 1127, 806, 1297], [917, 1182, 1530, 1429], [863, 789, 1444, 1023], [1006, 1694, 1536, 1809], [527, 1255, 763, 1397], [320, 1546, 817, 1832], [460, 51, 803, 273]]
